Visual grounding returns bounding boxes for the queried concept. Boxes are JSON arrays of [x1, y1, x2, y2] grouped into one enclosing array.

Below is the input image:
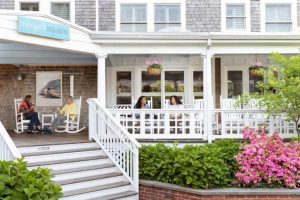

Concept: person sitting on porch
[[48, 96, 77, 134], [168, 96, 183, 132], [169, 96, 183, 109], [18, 95, 40, 134], [134, 96, 150, 119]]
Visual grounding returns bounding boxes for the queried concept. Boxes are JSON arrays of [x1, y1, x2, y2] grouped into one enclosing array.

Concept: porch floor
[[9, 131, 89, 147]]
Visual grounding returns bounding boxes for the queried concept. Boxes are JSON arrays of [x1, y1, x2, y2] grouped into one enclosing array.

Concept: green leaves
[[139, 140, 241, 189], [0, 159, 62, 200]]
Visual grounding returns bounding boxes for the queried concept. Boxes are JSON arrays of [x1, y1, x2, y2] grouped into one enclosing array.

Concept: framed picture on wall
[[36, 71, 62, 106]]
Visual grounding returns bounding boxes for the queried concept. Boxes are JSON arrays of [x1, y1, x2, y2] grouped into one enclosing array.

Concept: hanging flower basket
[[249, 61, 264, 76], [146, 59, 162, 76]]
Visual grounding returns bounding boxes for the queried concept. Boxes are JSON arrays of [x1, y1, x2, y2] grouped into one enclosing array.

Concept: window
[[226, 4, 245, 30], [227, 71, 242, 98], [155, 4, 181, 32], [51, 3, 70, 21], [265, 4, 292, 32], [193, 71, 203, 99], [116, 71, 132, 104], [120, 4, 147, 32], [20, 2, 39, 11]]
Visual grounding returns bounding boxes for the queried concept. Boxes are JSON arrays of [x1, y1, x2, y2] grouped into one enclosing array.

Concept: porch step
[[19, 142, 138, 200], [18, 142, 99, 156], [54, 167, 122, 185], [24, 150, 106, 167], [28, 158, 115, 175], [61, 185, 138, 200], [62, 176, 129, 196]]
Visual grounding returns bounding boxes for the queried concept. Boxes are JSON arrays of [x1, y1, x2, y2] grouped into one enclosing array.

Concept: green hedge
[[140, 140, 240, 189], [0, 159, 62, 200]]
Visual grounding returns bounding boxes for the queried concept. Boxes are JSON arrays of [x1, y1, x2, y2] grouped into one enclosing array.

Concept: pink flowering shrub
[[235, 128, 300, 188]]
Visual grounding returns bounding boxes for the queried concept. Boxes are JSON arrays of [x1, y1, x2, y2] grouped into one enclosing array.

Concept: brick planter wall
[[140, 180, 300, 200], [0, 65, 97, 130]]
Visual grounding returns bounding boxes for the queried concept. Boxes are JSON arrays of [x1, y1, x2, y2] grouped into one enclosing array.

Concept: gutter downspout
[[95, 0, 99, 31]]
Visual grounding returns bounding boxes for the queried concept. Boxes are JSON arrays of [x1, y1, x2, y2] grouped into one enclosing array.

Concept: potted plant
[[146, 59, 162, 76], [249, 61, 264, 76]]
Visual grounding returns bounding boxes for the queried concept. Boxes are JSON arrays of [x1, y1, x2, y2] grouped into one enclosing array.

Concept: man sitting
[[47, 96, 77, 134]]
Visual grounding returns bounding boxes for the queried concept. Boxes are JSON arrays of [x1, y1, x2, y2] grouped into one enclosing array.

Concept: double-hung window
[[20, 2, 39, 11], [154, 4, 181, 32], [120, 4, 147, 32], [265, 4, 292, 32], [226, 4, 246, 30], [51, 3, 70, 21]]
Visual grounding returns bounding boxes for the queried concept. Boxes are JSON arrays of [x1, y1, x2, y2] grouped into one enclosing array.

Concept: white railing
[[211, 109, 297, 140], [108, 109, 205, 140], [87, 99, 141, 193], [108, 108, 298, 141], [0, 121, 21, 161]]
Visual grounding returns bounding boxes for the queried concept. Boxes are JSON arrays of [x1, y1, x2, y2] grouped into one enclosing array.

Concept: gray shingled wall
[[251, 0, 260, 32], [98, 0, 115, 31], [75, 0, 96, 31], [0, 0, 14, 10], [186, 0, 221, 32]]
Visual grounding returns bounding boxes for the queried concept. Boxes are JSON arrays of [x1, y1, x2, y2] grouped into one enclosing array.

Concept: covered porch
[[93, 32, 300, 142]]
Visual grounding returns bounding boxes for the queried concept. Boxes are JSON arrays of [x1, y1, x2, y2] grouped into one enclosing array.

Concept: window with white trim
[[51, 3, 70, 21], [120, 4, 147, 32], [226, 4, 246, 30], [154, 4, 181, 32], [265, 4, 292, 32], [20, 2, 39, 11]]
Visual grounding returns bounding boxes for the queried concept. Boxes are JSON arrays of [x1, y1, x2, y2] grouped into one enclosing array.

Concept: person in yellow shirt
[[48, 96, 77, 133]]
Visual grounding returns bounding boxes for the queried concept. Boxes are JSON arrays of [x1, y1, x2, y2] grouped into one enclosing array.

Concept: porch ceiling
[[0, 43, 97, 65]]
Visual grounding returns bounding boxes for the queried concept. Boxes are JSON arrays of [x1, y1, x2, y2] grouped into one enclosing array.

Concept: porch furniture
[[107, 104, 133, 109], [14, 98, 40, 133], [193, 99, 204, 109], [41, 114, 54, 129], [220, 96, 244, 135], [55, 96, 85, 133]]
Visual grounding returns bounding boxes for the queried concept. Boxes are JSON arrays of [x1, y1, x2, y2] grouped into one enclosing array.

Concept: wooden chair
[[193, 99, 205, 109], [55, 96, 85, 133], [14, 98, 31, 133]]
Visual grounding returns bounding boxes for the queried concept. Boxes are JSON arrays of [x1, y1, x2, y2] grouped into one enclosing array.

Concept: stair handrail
[[0, 121, 21, 161], [87, 98, 141, 193]]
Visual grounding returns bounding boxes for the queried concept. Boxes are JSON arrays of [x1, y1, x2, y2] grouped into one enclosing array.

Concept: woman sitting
[[48, 96, 77, 134], [18, 95, 40, 134], [134, 96, 150, 119], [168, 96, 183, 132]]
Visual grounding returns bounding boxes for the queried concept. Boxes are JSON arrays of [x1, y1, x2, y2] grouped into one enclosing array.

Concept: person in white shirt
[[168, 96, 183, 133]]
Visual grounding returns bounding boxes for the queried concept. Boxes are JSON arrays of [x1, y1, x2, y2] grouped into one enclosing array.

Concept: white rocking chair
[[14, 98, 32, 133], [55, 96, 85, 133]]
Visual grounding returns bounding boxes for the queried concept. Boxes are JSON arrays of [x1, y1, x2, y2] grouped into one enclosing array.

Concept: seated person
[[134, 96, 150, 119], [48, 96, 77, 133], [168, 96, 183, 130], [18, 95, 40, 134]]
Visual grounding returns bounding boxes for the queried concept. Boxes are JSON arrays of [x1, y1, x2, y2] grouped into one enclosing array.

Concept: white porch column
[[95, 53, 108, 107], [202, 46, 214, 143]]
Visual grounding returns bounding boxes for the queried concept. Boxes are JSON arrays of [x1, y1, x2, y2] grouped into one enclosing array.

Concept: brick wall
[[75, 0, 96, 31], [98, 0, 115, 31], [0, 65, 97, 130], [0, 0, 14, 9], [140, 181, 300, 200], [186, 0, 221, 32]]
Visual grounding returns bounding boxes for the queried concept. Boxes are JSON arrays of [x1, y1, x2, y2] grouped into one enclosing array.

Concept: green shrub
[[139, 140, 240, 189], [0, 158, 62, 200]]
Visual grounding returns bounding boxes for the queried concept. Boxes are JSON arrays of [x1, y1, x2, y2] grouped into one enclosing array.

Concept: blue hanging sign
[[18, 16, 70, 41]]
